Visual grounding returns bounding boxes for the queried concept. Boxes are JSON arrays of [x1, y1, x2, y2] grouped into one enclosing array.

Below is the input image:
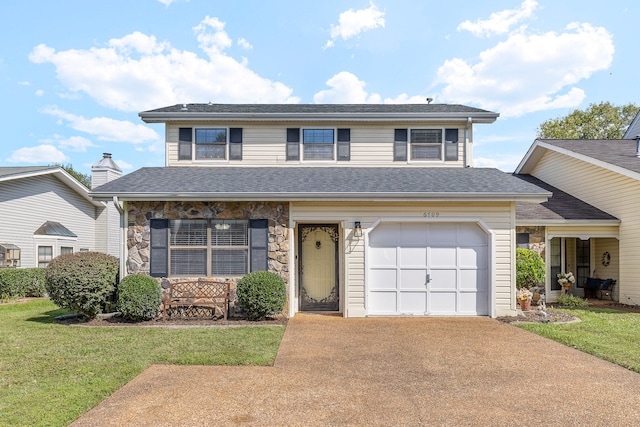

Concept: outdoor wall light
[[354, 221, 363, 238]]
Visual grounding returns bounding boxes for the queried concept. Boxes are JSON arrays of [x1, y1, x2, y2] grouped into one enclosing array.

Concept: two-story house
[[90, 104, 549, 318]]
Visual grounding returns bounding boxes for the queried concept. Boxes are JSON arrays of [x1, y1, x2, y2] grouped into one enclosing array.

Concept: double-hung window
[[38, 246, 53, 268], [303, 129, 335, 160], [411, 129, 443, 160], [195, 128, 227, 160], [168, 219, 249, 276]]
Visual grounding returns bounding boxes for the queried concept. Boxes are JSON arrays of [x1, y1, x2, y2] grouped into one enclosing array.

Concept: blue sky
[[1, 0, 637, 175]]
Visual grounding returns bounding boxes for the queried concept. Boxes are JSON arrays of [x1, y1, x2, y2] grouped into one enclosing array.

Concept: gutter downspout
[[465, 117, 472, 168], [113, 196, 126, 280]]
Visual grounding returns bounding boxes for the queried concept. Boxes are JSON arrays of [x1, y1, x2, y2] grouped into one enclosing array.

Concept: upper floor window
[[179, 127, 243, 161], [303, 129, 335, 160], [394, 128, 459, 162]]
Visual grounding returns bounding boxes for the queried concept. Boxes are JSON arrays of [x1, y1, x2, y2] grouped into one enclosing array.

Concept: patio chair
[[597, 279, 615, 301], [584, 277, 601, 299]]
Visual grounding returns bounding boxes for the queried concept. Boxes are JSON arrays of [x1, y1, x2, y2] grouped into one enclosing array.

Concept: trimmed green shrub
[[0, 268, 46, 300], [236, 271, 286, 320], [45, 252, 119, 319], [516, 248, 545, 290], [117, 274, 162, 321], [555, 294, 589, 308]]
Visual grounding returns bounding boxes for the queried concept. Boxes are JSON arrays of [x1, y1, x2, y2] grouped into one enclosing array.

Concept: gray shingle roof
[[514, 174, 618, 222], [142, 103, 496, 115], [91, 167, 549, 201], [538, 139, 640, 175]]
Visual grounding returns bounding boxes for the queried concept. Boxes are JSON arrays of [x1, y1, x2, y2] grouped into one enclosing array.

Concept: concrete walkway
[[72, 314, 640, 426]]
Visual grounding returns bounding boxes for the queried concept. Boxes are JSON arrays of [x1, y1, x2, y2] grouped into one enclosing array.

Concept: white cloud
[[35, 89, 44, 96], [43, 134, 97, 152], [313, 72, 381, 103], [29, 16, 298, 112], [324, 1, 385, 49], [383, 93, 432, 104], [18, 81, 30, 86], [435, 22, 613, 117], [114, 159, 133, 170], [6, 145, 67, 164], [458, 0, 539, 37], [237, 37, 253, 50], [474, 154, 524, 172], [42, 106, 159, 143]]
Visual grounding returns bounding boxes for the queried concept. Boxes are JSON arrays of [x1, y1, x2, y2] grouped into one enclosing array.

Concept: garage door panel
[[368, 225, 397, 246], [458, 223, 487, 245], [429, 269, 457, 289], [399, 292, 427, 313], [428, 224, 458, 245], [429, 247, 457, 267], [460, 246, 488, 268], [399, 247, 426, 266], [399, 269, 428, 289], [398, 223, 428, 245], [460, 292, 488, 314], [370, 247, 397, 266], [429, 292, 457, 314], [369, 269, 397, 290], [369, 291, 397, 314], [460, 269, 488, 291]]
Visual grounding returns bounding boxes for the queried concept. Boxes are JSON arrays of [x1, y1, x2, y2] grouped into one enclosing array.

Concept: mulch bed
[[497, 300, 640, 324]]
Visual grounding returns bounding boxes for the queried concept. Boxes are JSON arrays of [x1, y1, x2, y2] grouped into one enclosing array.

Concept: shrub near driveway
[[518, 308, 640, 373], [0, 299, 285, 427]]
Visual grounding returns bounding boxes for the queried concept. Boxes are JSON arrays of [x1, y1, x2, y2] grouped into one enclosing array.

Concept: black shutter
[[229, 128, 243, 160], [445, 128, 459, 161], [150, 219, 169, 277], [286, 128, 300, 161], [178, 128, 192, 160], [394, 129, 408, 161], [249, 219, 269, 272], [337, 128, 350, 161]]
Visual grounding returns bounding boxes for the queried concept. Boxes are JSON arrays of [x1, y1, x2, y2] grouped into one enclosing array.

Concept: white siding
[[166, 123, 467, 167], [532, 150, 640, 302], [0, 175, 97, 268], [290, 201, 515, 317]]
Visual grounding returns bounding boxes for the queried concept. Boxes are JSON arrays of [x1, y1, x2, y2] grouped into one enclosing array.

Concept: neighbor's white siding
[[290, 201, 515, 317], [0, 174, 97, 268], [532, 150, 640, 303], [165, 122, 467, 168]]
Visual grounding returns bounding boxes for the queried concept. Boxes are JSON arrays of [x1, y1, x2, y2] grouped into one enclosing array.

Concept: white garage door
[[367, 222, 489, 316]]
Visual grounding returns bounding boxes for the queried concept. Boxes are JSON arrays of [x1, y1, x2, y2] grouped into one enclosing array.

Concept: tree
[[536, 102, 639, 139], [50, 163, 91, 189]]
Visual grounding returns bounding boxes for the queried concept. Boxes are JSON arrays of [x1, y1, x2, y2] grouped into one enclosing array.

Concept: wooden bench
[[162, 280, 231, 320]]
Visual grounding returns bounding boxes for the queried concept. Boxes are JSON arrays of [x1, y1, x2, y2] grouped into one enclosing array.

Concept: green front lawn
[[518, 307, 640, 373], [0, 299, 285, 426]]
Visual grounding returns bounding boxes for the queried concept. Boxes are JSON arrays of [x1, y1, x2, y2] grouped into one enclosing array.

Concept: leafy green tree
[[50, 163, 91, 189], [536, 102, 639, 139], [515, 248, 545, 290]]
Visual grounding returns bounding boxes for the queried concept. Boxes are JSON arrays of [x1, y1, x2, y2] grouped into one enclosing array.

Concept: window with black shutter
[[337, 128, 350, 161], [394, 129, 408, 161], [249, 219, 269, 272], [150, 219, 169, 277], [286, 128, 300, 160], [444, 128, 459, 161], [229, 128, 243, 160]]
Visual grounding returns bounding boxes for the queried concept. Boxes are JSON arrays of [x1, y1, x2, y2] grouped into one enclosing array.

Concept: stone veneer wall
[[517, 226, 546, 258], [125, 201, 290, 316]]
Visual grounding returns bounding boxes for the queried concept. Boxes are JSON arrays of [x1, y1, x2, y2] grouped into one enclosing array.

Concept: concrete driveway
[[73, 314, 640, 426]]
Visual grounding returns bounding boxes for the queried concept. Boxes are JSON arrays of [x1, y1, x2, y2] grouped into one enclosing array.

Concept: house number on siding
[[423, 212, 440, 217]]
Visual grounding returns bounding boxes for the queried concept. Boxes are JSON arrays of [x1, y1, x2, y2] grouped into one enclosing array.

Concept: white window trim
[[192, 127, 230, 163], [408, 127, 445, 163], [301, 127, 338, 163]]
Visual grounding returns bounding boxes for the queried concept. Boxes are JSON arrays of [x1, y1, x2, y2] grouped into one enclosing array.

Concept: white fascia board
[[91, 192, 549, 203], [516, 219, 620, 227], [139, 112, 499, 124]]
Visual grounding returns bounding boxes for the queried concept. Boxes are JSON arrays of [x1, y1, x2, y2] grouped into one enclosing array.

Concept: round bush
[[45, 252, 119, 319], [236, 271, 286, 320], [516, 248, 545, 290], [117, 274, 162, 321]]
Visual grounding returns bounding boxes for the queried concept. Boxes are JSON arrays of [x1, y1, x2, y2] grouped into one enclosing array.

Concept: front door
[[299, 224, 339, 311]]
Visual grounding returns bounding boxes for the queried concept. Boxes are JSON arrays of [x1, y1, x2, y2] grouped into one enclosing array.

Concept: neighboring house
[[90, 104, 549, 318], [0, 154, 122, 268], [515, 137, 640, 304], [623, 110, 640, 139]]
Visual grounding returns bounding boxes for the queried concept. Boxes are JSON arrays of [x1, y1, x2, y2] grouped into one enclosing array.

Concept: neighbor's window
[[195, 128, 227, 160], [169, 219, 248, 276], [38, 246, 53, 268], [411, 129, 442, 160], [303, 129, 334, 160]]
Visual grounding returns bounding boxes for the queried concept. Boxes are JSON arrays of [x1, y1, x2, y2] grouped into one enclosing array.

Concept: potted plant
[[557, 272, 575, 294], [517, 288, 533, 311]]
